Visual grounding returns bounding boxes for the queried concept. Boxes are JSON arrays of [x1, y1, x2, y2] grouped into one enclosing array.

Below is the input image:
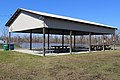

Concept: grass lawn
[[0, 50, 120, 80], [0, 44, 3, 49]]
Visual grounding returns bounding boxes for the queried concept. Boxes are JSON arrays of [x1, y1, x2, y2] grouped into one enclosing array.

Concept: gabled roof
[[5, 8, 117, 30]]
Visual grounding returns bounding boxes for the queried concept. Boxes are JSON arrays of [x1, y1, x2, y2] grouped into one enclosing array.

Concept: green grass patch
[[0, 44, 2, 49], [0, 50, 120, 80]]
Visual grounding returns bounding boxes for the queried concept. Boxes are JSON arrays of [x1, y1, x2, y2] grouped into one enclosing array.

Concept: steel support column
[[89, 33, 91, 52], [48, 29, 49, 50], [43, 27, 46, 56], [113, 34, 115, 50], [103, 34, 105, 51], [74, 34, 76, 48], [62, 33, 64, 48], [30, 30, 32, 50], [70, 31, 72, 54]]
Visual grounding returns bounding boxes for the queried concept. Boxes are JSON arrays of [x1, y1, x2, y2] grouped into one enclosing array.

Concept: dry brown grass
[[0, 50, 120, 80]]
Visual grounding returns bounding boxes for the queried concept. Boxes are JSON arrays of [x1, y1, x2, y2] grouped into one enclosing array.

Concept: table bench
[[45, 50, 54, 53]]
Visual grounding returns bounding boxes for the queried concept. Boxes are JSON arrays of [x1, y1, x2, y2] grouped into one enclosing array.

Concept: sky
[[0, 0, 120, 36]]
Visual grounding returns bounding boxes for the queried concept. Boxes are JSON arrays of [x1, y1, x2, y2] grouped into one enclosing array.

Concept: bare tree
[[1, 27, 8, 41]]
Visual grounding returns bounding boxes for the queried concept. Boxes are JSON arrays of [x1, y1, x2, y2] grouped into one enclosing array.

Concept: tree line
[[1, 27, 120, 46]]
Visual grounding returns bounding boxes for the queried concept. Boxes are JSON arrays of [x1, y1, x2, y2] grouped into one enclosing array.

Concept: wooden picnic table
[[90, 44, 111, 50], [51, 46, 69, 49], [51, 46, 69, 53]]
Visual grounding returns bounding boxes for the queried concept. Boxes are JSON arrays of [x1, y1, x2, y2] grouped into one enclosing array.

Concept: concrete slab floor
[[13, 49, 99, 56]]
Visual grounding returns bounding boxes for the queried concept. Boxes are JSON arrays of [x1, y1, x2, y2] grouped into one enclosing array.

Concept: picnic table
[[90, 44, 111, 50], [51, 46, 69, 49], [51, 46, 69, 53]]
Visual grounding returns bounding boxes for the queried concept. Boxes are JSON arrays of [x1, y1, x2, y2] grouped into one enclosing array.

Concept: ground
[[0, 50, 120, 80]]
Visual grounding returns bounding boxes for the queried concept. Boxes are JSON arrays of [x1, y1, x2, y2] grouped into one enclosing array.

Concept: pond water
[[20, 42, 88, 49]]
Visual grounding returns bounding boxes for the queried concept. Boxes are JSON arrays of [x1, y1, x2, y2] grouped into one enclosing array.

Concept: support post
[[74, 33, 76, 48], [103, 34, 105, 51], [43, 27, 46, 56], [8, 32, 11, 50], [62, 33, 64, 48], [89, 33, 91, 52], [48, 29, 49, 50], [30, 30, 32, 50], [113, 34, 115, 50], [70, 31, 72, 54]]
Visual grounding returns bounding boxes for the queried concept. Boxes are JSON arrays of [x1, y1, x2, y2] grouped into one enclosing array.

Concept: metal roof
[[5, 8, 117, 30]]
